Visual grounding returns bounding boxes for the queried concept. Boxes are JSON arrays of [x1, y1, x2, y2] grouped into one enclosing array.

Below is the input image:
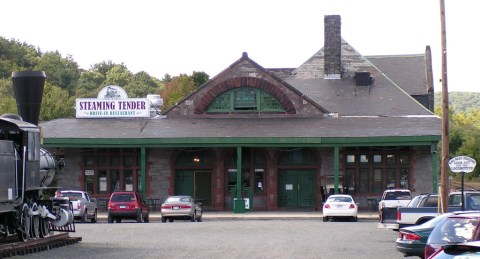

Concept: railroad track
[[0, 233, 81, 258]]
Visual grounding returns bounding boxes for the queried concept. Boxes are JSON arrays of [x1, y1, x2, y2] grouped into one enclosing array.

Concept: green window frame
[[207, 87, 285, 113]]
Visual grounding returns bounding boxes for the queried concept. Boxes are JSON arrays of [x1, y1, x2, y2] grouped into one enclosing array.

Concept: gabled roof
[[164, 52, 328, 116], [365, 54, 428, 96], [285, 39, 433, 116]]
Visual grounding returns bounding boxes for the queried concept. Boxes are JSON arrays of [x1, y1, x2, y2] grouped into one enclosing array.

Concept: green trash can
[[229, 187, 253, 213]]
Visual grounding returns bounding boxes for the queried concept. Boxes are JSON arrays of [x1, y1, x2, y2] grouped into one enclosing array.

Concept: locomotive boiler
[[0, 71, 74, 241]]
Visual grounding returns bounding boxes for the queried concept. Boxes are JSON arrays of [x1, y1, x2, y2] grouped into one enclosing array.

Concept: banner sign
[[76, 98, 150, 118]]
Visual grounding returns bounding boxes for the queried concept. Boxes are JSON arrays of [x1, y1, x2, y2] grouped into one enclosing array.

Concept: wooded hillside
[[434, 92, 480, 111]]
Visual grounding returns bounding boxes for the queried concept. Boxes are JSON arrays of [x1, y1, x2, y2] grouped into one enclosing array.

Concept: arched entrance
[[277, 148, 318, 208], [173, 149, 213, 206]]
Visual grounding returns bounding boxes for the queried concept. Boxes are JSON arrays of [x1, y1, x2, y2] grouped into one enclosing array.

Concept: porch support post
[[233, 146, 245, 213], [334, 146, 340, 194], [141, 147, 146, 198]]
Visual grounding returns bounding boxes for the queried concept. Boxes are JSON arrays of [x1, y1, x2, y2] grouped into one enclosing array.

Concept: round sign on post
[[448, 156, 477, 173], [448, 156, 477, 211]]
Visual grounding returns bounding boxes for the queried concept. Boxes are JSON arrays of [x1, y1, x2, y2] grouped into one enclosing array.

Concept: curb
[[94, 212, 379, 222]]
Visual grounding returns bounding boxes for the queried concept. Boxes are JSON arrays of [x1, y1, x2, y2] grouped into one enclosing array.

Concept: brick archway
[[194, 77, 296, 114]]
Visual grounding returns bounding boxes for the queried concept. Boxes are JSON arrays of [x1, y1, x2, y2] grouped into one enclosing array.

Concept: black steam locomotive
[[0, 71, 74, 241]]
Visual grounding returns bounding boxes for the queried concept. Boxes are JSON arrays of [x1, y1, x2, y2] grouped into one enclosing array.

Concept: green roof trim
[[42, 135, 440, 148]]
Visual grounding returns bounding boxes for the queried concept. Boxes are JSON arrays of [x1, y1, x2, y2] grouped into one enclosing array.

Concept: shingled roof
[[285, 40, 433, 116], [41, 15, 440, 146]]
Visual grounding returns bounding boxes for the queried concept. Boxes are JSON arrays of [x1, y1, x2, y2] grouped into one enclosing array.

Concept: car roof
[[450, 191, 480, 194], [384, 189, 410, 192], [61, 190, 84, 193], [327, 194, 352, 198], [446, 212, 480, 219], [111, 191, 137, 194]]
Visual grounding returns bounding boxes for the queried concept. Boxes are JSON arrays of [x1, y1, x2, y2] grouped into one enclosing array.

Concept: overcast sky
[[1, 0, 478, 92]]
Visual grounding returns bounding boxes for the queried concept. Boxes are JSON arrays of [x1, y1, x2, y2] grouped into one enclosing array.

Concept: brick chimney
[[324, 15, 342, 79]]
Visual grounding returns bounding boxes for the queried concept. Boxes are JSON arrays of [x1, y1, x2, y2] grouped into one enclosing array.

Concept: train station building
[[41, 15, 441, 211]]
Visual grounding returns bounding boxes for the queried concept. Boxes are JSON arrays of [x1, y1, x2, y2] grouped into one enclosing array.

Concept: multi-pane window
[[207, 87, 285, 113], [81, 148, 142, 196], [226, 148, 266, 193], [344, 148, 410, 195]]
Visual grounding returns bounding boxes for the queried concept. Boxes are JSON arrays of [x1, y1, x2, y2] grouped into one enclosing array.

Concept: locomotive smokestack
[[11, 71, 46, 126]]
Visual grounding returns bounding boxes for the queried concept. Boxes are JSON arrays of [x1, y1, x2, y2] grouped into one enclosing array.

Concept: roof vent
[[354, 72, 372, 86]]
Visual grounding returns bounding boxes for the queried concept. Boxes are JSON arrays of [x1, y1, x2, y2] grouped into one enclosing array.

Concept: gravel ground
[[16, 219, 404, 259]]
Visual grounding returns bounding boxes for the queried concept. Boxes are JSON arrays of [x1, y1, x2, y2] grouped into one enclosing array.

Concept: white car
[[322, 194, 358, 222]]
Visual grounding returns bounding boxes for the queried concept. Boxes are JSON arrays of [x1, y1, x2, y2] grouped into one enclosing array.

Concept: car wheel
[[91, 210, 97, 223], [191, 211, 196, 222], [144, 213, 149, 223], [107, 214, 113, 224], [352, 216, 358, 222], [323, 216, 328, 222], [169, 218, 174, 222], [136, 210, 143, 223], [115, 218, 122, 223], [81, 210, 87, 223], [161, 217, 167, 223]]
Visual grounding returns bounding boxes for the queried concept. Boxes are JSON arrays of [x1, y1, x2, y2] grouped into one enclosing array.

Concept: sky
[[1, 0, 478, 92]]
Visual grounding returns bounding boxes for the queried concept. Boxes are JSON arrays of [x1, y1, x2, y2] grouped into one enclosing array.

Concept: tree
[[0, 37, 41, 78], [34, 51, 79, 95], [90, 60, 125, 77], [75, 70, 105, 98], [124, 71, 164, 98], [437, 107, 480, 179], [161, 74, 195, 108], [104, 65, 132, 87], [191, 71, 209, 87], [0, 78, 16, 114], [40, 82, 75, 121], [161, 73, 172, 83]]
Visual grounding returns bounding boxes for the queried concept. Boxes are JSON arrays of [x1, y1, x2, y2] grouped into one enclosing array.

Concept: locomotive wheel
[[18, 204, 31, 241], [31, 204, 40, 239], [39, 218, 51, 238]]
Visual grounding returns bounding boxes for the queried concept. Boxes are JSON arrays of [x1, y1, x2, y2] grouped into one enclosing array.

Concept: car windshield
[[166, 197, 191, 203], [407, 196, 422, 207], [328, 196, 352, 203], [385, 191, 411, 200], [111, 193, 135, 202], [62, 192, 82, 200], [429, 217, 480, 244]]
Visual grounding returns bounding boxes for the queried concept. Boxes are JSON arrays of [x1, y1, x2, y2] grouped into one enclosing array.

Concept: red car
[[107, 192, 150, 223]]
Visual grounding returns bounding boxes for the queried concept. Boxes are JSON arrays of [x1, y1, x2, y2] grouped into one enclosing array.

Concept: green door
[[278, 170, 317, 208], [175, 170, 212, 206], [175, 170, 194, 196], [195, 171, 212, 206]]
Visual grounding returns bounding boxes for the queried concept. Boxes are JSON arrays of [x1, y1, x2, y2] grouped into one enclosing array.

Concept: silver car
[[160, 196, 203, 222]]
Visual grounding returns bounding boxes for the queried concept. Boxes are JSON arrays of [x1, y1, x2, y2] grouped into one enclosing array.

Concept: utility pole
[[440, 0, 450, 213]]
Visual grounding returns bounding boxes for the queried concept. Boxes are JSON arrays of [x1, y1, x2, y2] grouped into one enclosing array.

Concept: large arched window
[[207, 87, 285, 113]]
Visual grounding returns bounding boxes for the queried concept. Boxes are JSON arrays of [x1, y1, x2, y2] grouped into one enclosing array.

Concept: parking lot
[[20, 217, 405, 259]]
